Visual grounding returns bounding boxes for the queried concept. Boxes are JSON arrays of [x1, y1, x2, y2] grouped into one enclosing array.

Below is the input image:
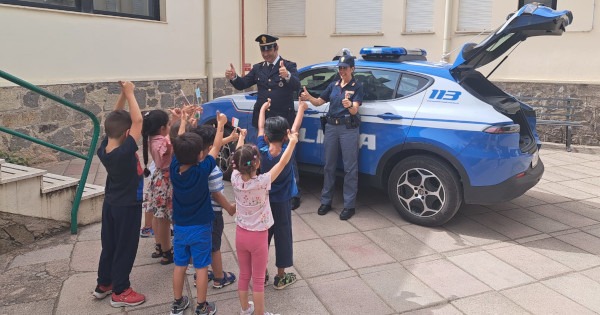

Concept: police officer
[[225, 34, 303, 209], [300, 55, 363, 220]]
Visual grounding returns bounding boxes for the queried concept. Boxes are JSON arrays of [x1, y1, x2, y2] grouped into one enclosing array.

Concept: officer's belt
[[326, 116, 348, 125]]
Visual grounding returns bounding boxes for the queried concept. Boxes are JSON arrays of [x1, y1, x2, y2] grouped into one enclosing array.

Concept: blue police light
[[360, 46, 427, 62]]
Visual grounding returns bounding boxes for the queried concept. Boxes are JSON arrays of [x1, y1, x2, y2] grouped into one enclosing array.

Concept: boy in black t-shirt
[[93, 81, 146, 307]]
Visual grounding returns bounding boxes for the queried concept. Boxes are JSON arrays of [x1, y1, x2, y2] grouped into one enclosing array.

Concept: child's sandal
[[160, 248, 174, 265], [151, 243, 163, 258], [212, 271, 236, 289]]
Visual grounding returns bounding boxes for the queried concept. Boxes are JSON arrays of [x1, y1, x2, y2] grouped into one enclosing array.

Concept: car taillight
[[483, 124, 520, 134]]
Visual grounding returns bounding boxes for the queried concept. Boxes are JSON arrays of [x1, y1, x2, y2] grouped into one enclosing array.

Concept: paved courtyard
[[1, 145, 600, 314]]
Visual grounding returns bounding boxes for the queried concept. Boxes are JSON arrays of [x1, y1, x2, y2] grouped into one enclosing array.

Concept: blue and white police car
[[200, 4, 572, 226]]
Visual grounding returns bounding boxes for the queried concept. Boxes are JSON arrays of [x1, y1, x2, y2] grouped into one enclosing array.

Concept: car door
[[296, 66, 338, 166], [355, 68, 430, 176]]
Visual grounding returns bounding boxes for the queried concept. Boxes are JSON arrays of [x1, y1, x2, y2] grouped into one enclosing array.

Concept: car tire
[[387, 155, 462, 226]]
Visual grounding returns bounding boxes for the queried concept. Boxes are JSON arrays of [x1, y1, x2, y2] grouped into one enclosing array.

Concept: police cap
[[337, 55, 355, 68], [255, 34, 279, 51]]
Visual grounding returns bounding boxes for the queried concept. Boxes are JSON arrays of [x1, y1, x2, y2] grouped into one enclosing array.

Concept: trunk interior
[[458, 70, 537, 153]]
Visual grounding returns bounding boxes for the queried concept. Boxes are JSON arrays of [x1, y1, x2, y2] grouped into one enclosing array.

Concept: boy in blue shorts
[[168, 111, 227, 315], [191, 125, 238, 289], [257, 98, 308, 289]]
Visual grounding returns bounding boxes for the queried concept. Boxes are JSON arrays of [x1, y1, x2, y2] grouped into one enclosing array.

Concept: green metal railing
[[0, 69, 100, 234]]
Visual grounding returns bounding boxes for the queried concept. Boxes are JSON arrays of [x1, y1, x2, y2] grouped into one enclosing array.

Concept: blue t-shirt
[[257, 135, 293, 203], [170, 155, 217, 226], [97, 135, 143, 206], [321, 78, 364, 118]]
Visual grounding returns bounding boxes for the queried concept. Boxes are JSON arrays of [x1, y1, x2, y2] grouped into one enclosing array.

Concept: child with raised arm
[[168, 110, 227, 315], [141, 109, 174, 265], [93, 81, 145, 307], [231, 125, 299, 315], [258, 97, 308, 290], [190, 125, 238, 288]]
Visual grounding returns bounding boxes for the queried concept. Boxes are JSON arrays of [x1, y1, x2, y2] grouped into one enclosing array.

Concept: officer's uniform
[[319, 65, 364, 211], [229, 35, 301, 128]]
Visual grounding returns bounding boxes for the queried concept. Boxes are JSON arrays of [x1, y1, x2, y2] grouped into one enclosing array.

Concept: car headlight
[[531, 150, 539, 168]]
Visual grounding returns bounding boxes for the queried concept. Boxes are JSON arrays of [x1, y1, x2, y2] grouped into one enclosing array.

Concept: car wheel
[[387, 155, 462, 226]]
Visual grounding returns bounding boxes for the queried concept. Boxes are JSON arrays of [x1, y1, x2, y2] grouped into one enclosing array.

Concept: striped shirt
[[208, 166, 224, 212]]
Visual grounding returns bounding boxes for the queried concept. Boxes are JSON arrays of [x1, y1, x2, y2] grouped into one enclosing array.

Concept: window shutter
[[336, 0, 382, 34], [458, 0, 493, 32], [405, 0, 434, 33], [267, 0, 305, 36]]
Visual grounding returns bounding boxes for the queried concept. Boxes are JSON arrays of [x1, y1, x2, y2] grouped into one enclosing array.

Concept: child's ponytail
[[230, 144, 259, 176]]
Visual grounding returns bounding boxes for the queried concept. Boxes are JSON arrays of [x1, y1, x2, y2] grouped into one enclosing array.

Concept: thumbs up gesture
[[342, 92, 352, 108], [225, 63, 237, 80], [300, 86, 312, 102], [278, 60, 289, 79]]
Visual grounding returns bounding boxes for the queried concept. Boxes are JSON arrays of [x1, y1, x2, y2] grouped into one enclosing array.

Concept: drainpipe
[[205, 0, 213, 101], [241, 0, 247, 76], [442, 0, 453, 63]]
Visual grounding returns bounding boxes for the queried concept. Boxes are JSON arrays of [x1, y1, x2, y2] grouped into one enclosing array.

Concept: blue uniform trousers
[[321, 123, 359, 209]]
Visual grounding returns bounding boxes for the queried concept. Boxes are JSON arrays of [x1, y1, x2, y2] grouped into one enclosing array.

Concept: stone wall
[[496, 82, 600, 147], [0, 78, 243, 165], [0, 79, 598, 164]]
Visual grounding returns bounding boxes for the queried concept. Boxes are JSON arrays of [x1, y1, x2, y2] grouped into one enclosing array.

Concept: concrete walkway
[[2, 145, 600, 314]]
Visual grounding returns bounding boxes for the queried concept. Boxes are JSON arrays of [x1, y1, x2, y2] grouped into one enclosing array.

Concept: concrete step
[[0, 162, 46, 185], [0, 161, 105, 225]]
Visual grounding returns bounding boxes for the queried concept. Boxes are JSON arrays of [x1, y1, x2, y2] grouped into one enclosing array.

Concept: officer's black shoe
[[291, 197, 301, 211], [317, 204, 332, 216], [339, 208, 355, 220]]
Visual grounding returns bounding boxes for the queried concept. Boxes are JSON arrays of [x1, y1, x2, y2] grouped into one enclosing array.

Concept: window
[[518, 0, 556, 9], [335, 0, 382, 34], [267, 0, 305, 36], [396, 74, 430, 98], [0, 0, 160, 20], [457, 0, 492, 32], [354, 69, 400, 101], [299, 67, 338, 99], [405, 0, 434, 33]]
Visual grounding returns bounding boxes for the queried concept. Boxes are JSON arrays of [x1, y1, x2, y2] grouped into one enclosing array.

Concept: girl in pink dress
[[230, 128, 298, 315], [141, 109, 174, 265]]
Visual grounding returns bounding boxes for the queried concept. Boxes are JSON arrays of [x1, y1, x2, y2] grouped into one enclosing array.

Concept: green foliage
[[0, 151, 30, 166]]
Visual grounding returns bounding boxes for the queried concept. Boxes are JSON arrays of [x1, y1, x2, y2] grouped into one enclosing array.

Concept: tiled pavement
[[1, 145, 600, 314]]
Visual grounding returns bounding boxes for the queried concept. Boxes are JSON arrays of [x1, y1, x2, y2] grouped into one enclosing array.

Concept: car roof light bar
[[359, 46, 427, 62]]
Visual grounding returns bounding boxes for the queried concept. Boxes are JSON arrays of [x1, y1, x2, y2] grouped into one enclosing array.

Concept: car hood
[[450, 4, 572, 73]]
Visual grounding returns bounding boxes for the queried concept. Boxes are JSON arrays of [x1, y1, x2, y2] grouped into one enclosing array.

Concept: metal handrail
[[0, 69, 100, 234]]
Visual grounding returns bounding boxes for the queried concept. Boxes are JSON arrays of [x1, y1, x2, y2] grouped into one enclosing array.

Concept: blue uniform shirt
[[321, 77, 364, 118], [230, 56, 301, 127]]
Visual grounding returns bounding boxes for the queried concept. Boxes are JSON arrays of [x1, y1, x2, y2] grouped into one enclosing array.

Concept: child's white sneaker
[[240, 301, 254, 315]]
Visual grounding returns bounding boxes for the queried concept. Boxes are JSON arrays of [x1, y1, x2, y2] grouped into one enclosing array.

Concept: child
[[232, 126, 299, 315], [191, 125, 238, 288], [141, 109, 174, 265], [168, 111, 227, 315], [258, 97, 308, 289], [93, 81, 145, 307]]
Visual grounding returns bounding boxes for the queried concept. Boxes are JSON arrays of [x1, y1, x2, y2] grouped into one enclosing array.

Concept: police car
[[200, 4, 572, 226]]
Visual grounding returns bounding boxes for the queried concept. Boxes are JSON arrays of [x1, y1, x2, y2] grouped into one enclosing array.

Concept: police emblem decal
[[261, 36, 267, 44]]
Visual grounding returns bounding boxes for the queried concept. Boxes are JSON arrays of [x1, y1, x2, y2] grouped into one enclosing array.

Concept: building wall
[[0, 1, 598, 164]]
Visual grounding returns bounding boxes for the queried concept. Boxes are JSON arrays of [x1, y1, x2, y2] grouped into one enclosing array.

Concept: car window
[[353, 69, 400, 101], [299, 67, 338, 99], [396, 73, 430, 98]]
